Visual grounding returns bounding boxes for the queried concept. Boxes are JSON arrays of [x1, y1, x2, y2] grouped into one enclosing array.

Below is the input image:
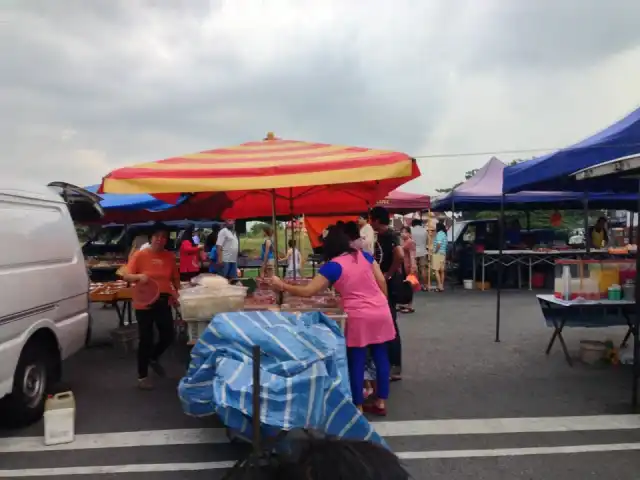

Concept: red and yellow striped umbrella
[[99, 135, 420, 218]]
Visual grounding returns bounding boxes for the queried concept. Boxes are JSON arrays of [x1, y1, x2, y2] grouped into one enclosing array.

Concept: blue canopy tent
[[432, 157, 639, 211], [84, 184, 185, 212], [503, 106, 640, 193]]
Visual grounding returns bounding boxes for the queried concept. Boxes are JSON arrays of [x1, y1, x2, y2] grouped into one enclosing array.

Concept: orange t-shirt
[[127, 249, 179, 309]]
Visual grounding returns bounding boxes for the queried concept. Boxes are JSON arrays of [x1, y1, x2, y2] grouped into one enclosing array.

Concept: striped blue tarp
[[178, 310, 385, 446]]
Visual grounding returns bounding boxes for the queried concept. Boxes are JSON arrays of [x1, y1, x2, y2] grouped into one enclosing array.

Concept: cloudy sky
[[3, 0, 640, 195]]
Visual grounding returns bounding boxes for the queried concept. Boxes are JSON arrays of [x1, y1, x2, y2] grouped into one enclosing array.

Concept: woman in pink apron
[[270, 227, 394, 415]]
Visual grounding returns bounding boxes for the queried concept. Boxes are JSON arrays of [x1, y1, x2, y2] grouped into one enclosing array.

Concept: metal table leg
[[541, 300, 573, 366]]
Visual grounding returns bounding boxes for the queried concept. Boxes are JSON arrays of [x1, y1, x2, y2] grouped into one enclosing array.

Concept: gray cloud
[[2, 0, 640, 194]]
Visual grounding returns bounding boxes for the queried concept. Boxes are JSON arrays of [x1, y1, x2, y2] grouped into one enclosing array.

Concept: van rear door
[[47, 182, 104, 222]]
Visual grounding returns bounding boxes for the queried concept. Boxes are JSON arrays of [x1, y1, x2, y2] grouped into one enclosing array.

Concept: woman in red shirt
[[178, 225, 203, 282]]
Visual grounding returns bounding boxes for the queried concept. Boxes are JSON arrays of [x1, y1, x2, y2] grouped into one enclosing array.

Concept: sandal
[[399, 307, 415, 314]]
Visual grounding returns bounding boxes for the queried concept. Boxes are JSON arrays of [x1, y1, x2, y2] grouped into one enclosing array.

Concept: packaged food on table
[[180, 285, 248, 320]]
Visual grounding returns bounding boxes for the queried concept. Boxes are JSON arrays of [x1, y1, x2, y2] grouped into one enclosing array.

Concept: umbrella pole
[[271, 190, 283, 306], [290, 189, 297, 280], [271, 190, 280, 278]]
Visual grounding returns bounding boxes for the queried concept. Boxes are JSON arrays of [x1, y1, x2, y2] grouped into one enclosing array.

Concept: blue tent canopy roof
[[503, 106, 640, 193], [85, 185, 185, 211]]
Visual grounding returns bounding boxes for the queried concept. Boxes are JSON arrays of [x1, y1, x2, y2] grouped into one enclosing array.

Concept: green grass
[[239, 230, 315, 278], [239, 230, 313, 259]]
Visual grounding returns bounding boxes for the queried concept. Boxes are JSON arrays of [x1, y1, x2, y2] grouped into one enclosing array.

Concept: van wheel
[[1, 342, 57, 428]]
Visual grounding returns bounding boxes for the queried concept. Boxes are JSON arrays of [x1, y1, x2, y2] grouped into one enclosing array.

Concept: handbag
[[394, 264, 414, 305]]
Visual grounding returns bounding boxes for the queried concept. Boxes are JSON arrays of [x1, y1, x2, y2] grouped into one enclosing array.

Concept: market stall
[[433, 157, 638, 291], [499, 106, 640, 408], [98, 134, 420, 450]]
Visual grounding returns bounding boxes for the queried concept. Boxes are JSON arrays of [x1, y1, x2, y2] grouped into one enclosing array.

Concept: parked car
[[0, 181, 102, 426], [447, 219, 569, 284]]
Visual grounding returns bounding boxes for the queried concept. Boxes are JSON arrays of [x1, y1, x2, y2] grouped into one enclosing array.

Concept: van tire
[[0, 339, 59, 428]]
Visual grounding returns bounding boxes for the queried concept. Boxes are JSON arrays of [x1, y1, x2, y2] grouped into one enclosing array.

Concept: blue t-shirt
[[433, 231, 448, 256], [318, 251, 374, 284], [261, 239, 274, 261]]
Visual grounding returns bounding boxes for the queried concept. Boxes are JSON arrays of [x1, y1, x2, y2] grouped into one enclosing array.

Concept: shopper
[[398, 227, 416, 314], [358, 213, 375, 254], [205, 226, 221, 274], [410, 219, 428, 290], [369, 206, 404, 382], [123, 223, 179, 390], [281, 239, 303, 278], [260, 225, 276, 278], [270, 227, 394, 415], [216, 219, 239, 279], [178, 225, 204, 282], [432, 221, 448, 292]]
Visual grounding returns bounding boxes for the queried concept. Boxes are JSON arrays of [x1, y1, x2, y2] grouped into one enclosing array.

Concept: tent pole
[[495, 193, 505, 342], [633, 180, 640, 409], [583, 192, 590, 252], [290, 188, 297, 280], [271, 190, 280, 279], [451, 199, 456, 289]]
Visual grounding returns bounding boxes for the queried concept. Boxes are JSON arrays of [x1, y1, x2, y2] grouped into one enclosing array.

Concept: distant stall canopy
[[432, 157, 640, 211], [503, 106, 640, 193]]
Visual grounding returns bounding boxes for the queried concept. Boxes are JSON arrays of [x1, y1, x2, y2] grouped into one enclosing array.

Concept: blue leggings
[[347, 343, 390, 406]]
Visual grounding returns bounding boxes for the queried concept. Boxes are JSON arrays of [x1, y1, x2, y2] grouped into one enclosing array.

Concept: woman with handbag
[[398, 227, 417, 314]]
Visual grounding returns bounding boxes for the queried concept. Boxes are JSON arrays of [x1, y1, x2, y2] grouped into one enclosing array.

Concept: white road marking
[[2, 414, 640, 453], [374, 414, 640, 437], [2, 443, 640, 476], [397, 442, 640, 460], [0, 428, 229, 453]]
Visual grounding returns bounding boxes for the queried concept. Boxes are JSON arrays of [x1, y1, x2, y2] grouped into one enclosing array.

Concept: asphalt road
[[1, 290, 639, 478]]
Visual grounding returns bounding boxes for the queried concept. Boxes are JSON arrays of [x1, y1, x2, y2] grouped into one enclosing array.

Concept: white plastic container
[[180, 285, 247, 320], [463, 279, 473, 290], [44, 391, 76, 446]]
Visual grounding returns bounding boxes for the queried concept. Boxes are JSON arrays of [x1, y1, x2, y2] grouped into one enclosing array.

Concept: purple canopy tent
[[432, 157, 638, 211]]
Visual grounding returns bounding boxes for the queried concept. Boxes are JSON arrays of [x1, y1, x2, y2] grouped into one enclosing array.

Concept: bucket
[[579, 340, 606, 365], [463, 279, 474, 290], [44, 391, 76, 446]]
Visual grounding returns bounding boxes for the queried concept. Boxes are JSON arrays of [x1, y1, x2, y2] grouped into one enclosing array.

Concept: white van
[[0, 180, 103, 426]]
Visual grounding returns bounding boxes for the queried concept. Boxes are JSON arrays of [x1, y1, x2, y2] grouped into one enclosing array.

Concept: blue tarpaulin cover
[[178, 310, 385, 446]]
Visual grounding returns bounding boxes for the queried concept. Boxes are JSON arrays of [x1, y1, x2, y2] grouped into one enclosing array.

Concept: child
[[281, 240, 303, 278]]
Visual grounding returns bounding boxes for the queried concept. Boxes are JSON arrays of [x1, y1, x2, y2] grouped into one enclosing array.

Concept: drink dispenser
[[599, 261, 620, 298], [554, 260, 580, 299]]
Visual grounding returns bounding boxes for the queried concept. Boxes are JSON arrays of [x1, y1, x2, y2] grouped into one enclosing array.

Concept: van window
[[0, 199, 77, 267], [462, 225, 476, 242]]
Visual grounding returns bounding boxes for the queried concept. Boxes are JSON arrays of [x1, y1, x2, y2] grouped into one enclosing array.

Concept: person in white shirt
[[410, 219, 428, 290], [281, 239, 303, 278], [358, 213, 375, 255], [215, 220, 239, 279]]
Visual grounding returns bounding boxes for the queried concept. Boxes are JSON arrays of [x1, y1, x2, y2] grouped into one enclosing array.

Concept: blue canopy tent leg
[[633, 183, 640, 409], [495, 194, 505, 342], [583, 192, 590, 253]]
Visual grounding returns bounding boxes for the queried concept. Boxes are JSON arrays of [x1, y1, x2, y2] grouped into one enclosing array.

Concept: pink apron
[[332, 252, 396, 348]]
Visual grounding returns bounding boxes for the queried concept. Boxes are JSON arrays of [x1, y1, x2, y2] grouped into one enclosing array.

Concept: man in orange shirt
[[123, 223, 180, 390]]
